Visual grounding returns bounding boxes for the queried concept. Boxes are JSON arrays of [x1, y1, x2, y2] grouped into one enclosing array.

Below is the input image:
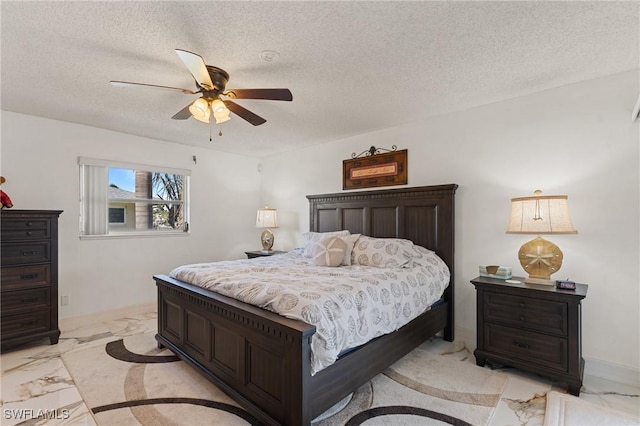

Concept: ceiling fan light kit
[[189, 98, 211, 123], [110, 49, 292, 129]]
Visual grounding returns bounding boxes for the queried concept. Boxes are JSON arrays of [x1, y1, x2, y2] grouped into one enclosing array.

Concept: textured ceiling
[[1, 1, 638, 157]]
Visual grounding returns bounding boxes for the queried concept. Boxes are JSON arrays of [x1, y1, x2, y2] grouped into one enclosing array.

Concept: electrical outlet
[[61, 295, 70, 306]]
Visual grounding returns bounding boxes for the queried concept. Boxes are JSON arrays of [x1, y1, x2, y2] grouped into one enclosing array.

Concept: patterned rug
[[61, 333, 508, 425]]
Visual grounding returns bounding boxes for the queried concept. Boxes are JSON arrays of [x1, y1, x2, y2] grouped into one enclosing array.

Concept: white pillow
[[311, 236, 347, 267], [351, 235, 415, 268], [339, 234, 361, 266], [302, 230, 350, 258]]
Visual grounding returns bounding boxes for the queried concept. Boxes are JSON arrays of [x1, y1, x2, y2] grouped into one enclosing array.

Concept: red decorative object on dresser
[[1, 210, 63, 350]]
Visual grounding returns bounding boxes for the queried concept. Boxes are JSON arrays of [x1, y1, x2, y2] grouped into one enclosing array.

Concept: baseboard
[[59, 302, 156, 331], [584, 357, 640, 387]]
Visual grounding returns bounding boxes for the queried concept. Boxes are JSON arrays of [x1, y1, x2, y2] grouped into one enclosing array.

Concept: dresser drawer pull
[[514, 341, 530, 349], [26, 231, 33, 236], [22, 320, 40, 326], [519, 316, 525, 321], [21, 250, 38, 257], [21, 273, 39, 280], [26, 222, 34, 227], [21, 297, 39, 303], [519, 302, 526, 308]]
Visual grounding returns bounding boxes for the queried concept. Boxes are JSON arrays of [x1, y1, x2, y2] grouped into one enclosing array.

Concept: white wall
[[0, 112, 262, 318], [2, 70, 637, 382], [259, 70, 640, 379]]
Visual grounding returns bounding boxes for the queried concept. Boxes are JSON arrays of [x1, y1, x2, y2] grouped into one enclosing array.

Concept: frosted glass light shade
[[189, 98, 210, 123]]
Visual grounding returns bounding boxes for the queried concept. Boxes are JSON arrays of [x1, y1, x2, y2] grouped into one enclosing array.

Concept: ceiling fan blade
[[172, 103, 193, 120], [110, 81, 196, 95], [175, 49, 215, 91], [224, 88, 292, 101], [224, 100, 267, 126]]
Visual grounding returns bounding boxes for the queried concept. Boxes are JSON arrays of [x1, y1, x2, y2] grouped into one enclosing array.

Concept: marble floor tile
[[2, 308, 639, 426]]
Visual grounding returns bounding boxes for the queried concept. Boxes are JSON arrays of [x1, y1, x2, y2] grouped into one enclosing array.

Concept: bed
[[153, 184, 457, 425]]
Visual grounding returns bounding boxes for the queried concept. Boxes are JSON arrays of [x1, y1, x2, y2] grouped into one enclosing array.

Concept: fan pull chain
[[209, 118, 213, 142]]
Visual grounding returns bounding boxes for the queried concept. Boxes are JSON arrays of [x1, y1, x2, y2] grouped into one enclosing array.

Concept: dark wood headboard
[[307, 184, 458, 339]]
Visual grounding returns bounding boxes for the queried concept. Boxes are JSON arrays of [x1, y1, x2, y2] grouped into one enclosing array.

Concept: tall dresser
[[1, 210, 63, 350]]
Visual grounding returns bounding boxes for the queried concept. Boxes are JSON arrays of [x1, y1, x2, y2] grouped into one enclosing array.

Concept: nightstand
[[245, 250, 286, 259], [470, 276, 588, 395]]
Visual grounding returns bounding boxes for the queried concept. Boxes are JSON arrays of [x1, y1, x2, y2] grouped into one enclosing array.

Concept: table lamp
[[256, 206, 278, 252], [506, 190, 577, 285]]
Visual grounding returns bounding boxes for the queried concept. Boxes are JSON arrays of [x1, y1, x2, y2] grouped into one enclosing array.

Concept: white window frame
[[78, 157, 190, 239]]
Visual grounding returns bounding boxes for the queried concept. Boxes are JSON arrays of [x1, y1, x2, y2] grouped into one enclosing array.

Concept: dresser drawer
[[1, 287, 51, 315], [1, 264, 51, 290], [1, 241, 51, 265], [1, 310, 51, 339], [485, 292, 567, 335], [485, 323, 568, 372], [1, 219, 51, 241]]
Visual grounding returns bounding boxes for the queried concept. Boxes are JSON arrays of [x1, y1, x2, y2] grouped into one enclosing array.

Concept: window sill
[[79, 231, 189, 240]]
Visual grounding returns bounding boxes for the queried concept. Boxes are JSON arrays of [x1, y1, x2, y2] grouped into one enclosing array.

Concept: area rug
[[61, 333, 508, 425], [544, 391, 640, 426]]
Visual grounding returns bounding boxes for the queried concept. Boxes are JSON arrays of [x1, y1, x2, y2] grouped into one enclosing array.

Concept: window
[[108, 207, 126, 225], [79, 158, 190, 238]]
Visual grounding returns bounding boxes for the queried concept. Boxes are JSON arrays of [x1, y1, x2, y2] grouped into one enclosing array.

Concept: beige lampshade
[[256, 207, 278, 229], [506, 191, 577, 235]]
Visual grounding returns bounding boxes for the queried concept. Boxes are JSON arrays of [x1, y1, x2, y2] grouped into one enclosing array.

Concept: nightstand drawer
[[1, 241, 51, 265], [1, 219, 51, 240], [1, 264, 51, 290], [485, 292, 567, 335], [1, 287, 51, 315], [1, 310, 51, 339], [485, 323, 568, 372]]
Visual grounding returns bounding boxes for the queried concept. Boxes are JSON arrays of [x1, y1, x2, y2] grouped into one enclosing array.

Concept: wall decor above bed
[[343, 145, 407, 190]]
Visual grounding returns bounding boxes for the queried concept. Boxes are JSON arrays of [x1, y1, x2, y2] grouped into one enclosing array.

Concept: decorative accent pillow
[[351, 236, 415, 268], [302, 230, 350, 258], [339, 234, 361, 266], [311, 236, 348, 267]]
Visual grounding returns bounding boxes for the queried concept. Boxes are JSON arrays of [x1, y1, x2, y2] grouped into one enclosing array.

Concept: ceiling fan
[[110, 49, 292, 126]]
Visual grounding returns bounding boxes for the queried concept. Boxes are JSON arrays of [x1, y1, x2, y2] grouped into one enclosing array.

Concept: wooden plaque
[[343, 149, 407, 190]]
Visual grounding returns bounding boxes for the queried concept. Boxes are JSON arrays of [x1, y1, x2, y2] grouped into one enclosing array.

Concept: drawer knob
[[21, 250, 38, 257], [514, 341, 530, 349], [26, 231, 33, 236], [21, 273, 38, 280], [519, 316, 525, 321], [519, 302, 526, 308], [26, 222, 33, 227], [21, 297, 38, 303]]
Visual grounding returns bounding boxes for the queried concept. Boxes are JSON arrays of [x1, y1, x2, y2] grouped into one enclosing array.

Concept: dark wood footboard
[[155, 275, 315, 425], [155, 274, 449, 425]]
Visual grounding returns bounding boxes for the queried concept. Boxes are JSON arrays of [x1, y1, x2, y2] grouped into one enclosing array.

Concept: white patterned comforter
[[169, 247, 449, 374]]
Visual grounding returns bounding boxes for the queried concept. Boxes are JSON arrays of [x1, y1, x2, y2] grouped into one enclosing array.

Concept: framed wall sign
[[343, 147, 407, 190]]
